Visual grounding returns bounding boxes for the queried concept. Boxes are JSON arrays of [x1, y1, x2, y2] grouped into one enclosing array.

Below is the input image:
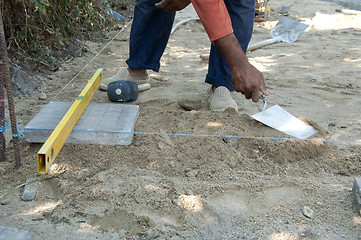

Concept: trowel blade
[[251, 105, 318, 139]]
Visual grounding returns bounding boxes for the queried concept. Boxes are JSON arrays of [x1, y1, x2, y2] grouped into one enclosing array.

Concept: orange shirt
[[191, 0, 233, 42]]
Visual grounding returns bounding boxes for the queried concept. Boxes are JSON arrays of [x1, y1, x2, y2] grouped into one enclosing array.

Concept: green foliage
[[42, 212, 71, 225], [1, 0, 120, 49], [30, 0, 48, 13], [1, 0, 127, 69], [31, 0, 111, 38]]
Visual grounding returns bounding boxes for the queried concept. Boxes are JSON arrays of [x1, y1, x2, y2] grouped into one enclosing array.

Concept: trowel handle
[[247, 37, 280, 52]]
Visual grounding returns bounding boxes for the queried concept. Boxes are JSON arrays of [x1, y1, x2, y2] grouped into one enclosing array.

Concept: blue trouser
[[126, 0, 255, 91]]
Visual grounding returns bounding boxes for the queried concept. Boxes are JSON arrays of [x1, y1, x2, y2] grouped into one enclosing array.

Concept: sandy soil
[[1, 0, 361, 239]]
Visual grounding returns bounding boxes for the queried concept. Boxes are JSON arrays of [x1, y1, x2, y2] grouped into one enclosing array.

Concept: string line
[[22, 19, 359, 145], [50, 19, 133, 102], [20, 127, 360, 144], [0, 124, 10, 132]]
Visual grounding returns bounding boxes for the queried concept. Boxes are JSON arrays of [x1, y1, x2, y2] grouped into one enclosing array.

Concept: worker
[[101, 0, 268, 111]]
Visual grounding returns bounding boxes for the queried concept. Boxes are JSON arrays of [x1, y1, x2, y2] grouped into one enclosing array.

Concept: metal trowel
[[251, 94, 318, 139]]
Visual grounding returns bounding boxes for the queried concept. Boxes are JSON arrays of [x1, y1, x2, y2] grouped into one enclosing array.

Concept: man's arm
[[156, 0, 233, 42], [215, 33, 268, 102], [156, 0, 268, 102]]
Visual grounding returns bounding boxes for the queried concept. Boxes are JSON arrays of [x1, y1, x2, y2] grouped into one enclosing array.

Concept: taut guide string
[[8, 19, 359, 145]]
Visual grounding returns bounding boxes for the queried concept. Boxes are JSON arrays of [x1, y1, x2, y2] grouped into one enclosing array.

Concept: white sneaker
[[209, 86, 238, 111], [99, 68, 150, 91]]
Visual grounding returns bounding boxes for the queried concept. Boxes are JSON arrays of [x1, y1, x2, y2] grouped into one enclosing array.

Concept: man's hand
[[214, 33, 268, 102], [155, 0, 191, 12], [231, 59, 267, 101]]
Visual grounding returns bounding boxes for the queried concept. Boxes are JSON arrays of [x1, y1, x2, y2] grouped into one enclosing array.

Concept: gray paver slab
[[24, 102, 139, 145], [0, 225, 31, 240]]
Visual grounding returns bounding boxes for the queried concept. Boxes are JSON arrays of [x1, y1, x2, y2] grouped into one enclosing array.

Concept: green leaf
[[30, 0, 48, 13]]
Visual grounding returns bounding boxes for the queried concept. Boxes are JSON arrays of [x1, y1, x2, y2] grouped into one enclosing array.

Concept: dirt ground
[[1, 0, 361, 239]]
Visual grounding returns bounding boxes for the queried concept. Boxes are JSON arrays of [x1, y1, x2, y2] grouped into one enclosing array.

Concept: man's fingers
[[155, 0, 167, 10], [260, 88, 268, 97], [155, 0, 191, 11], [155, 1, 161, 7], [251, 90, 258, 102], [260, 74, 268, 96], [244, 91, 252, 100]]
